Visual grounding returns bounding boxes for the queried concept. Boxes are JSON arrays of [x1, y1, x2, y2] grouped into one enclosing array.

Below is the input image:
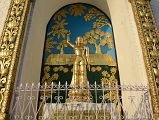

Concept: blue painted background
[[44, 3, 116, 63], [40, 3, 120, 103]]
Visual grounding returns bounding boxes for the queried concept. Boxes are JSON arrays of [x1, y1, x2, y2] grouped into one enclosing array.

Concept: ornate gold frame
[[0, 0, 159, 119], [129, 0, 159, 119], [0, 0, 30, 119]]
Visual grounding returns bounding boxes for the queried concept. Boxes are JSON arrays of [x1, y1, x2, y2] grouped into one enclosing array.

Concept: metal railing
[[9, 82, 153, 120]]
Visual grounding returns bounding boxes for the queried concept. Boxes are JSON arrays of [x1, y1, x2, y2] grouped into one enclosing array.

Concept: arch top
[[42, 0, 111, 24], [47, 2, 111, 25], [45, 3, 115, 63], [40, 3, 120, 103]]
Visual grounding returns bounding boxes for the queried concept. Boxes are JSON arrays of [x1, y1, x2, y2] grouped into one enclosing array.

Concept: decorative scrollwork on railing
[[129, 0, 159, 119], [9, 83, 152, 120], [0, 0, 30, 119]]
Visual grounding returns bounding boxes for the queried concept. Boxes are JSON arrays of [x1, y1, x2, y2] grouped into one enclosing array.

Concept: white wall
[[0, 0, 11, 36]]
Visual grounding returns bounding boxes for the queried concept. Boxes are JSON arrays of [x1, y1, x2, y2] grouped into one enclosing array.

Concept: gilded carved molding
[[0, 0, 30, 119], [129, 0, 159, 119]]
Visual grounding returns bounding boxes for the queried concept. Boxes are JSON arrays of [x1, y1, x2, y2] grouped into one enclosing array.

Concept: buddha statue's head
[[76, 37, 83, 46]]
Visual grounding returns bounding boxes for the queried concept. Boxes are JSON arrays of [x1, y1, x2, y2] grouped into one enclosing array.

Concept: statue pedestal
[[43, 103, 117, 120], [66, 88, 92, 103]]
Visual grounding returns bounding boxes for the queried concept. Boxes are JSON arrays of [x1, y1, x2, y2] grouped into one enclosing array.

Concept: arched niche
[[39, 3, 120, 103], [19, 0, 148, 88]]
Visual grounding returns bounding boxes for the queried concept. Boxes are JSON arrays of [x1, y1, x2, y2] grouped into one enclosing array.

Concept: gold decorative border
[[129, 0, 159, 119], [0, 0, 30, 119], [0, 0, 158, 119]]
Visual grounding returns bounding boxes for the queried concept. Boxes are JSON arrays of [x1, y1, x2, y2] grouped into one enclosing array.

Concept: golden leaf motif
[[63, 68, 69, 73], [102, 71, 109, 77], [100, 39, 107, 46], [100, 31, 105, 36], [101, 77, 109, 85], [91, 67, 96, 72], [111, 67, 117, 74], [84, 8, 103, 21], [93, 16, 111, 28], [104, 91, 117, 101], [54, 9, 68, 21], [83, 29, 108, 53], [57, 40, 68, 53], [45, 38, 57, 53], [84, 8, 111, 29], [69, 4, 86, 16], [91, 66, 102, 72], [95, 29, 101, 34], [49, 19, 69, 39], [44, 66, 50, 72], [57, 45, 61, 50], [53, 66, 69, 73], [105, 32, 113, 49], [59, 66, 64, 71], [53, 67, 59, 72], [109, 75, 116, 81], [42, 66, 51, 83], [96, 66, 102, 71], [111, 79, 117, 87], [52, 73, 59, 80]]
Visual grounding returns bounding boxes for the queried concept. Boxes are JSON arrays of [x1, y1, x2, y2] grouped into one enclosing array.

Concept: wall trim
[[0, 0, 31, 119], [129, 0, 159, 119]]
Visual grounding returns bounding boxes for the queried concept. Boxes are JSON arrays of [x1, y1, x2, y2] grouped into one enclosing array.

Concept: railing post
[[0, 0, 31, 119], [129, 0, 159, 119]]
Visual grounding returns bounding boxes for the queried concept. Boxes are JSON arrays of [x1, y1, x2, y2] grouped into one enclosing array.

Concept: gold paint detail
[[52, 110, 111, 120], [47, 19, 69, 39], [66, 36, 92, 103], [83, 30, 113, 54], [54, 9, 69, 21], [130, 0, 159, 118], [0, 0, 30, 119], [46, 54, 116, 66], [84, 8, 111, 28], [69, 4, 86, 16], [91, 66, 102, 72]]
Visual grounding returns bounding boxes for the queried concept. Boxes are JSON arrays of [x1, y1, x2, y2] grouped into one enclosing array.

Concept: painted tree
[[84, 8, 112, 28], [47, 19, 70, 54], [83, 29, 113, 54], [45, 38, 57, 53], [56, 40, 68, 54]]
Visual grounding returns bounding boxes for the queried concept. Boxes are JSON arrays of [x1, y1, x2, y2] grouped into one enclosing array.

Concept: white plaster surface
[[0, 0, 11, 36]]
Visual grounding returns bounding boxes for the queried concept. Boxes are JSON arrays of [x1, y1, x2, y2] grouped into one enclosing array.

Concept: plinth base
[[66, 88, 92, 103], [43, 103, 116, 120]]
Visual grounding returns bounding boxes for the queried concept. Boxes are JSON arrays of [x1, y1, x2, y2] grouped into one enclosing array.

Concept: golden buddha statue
[[66, 34, 92, 103]]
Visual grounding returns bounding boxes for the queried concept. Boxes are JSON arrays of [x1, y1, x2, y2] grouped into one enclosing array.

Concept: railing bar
[[51, 82, 54, 103], [64, 81, 68, 120], [19, 83, 27, 120], [102, 81, 106, 120], [94, 81, 98, 120], [109, 82, 113, 120], [34, 83, 40, 119]]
